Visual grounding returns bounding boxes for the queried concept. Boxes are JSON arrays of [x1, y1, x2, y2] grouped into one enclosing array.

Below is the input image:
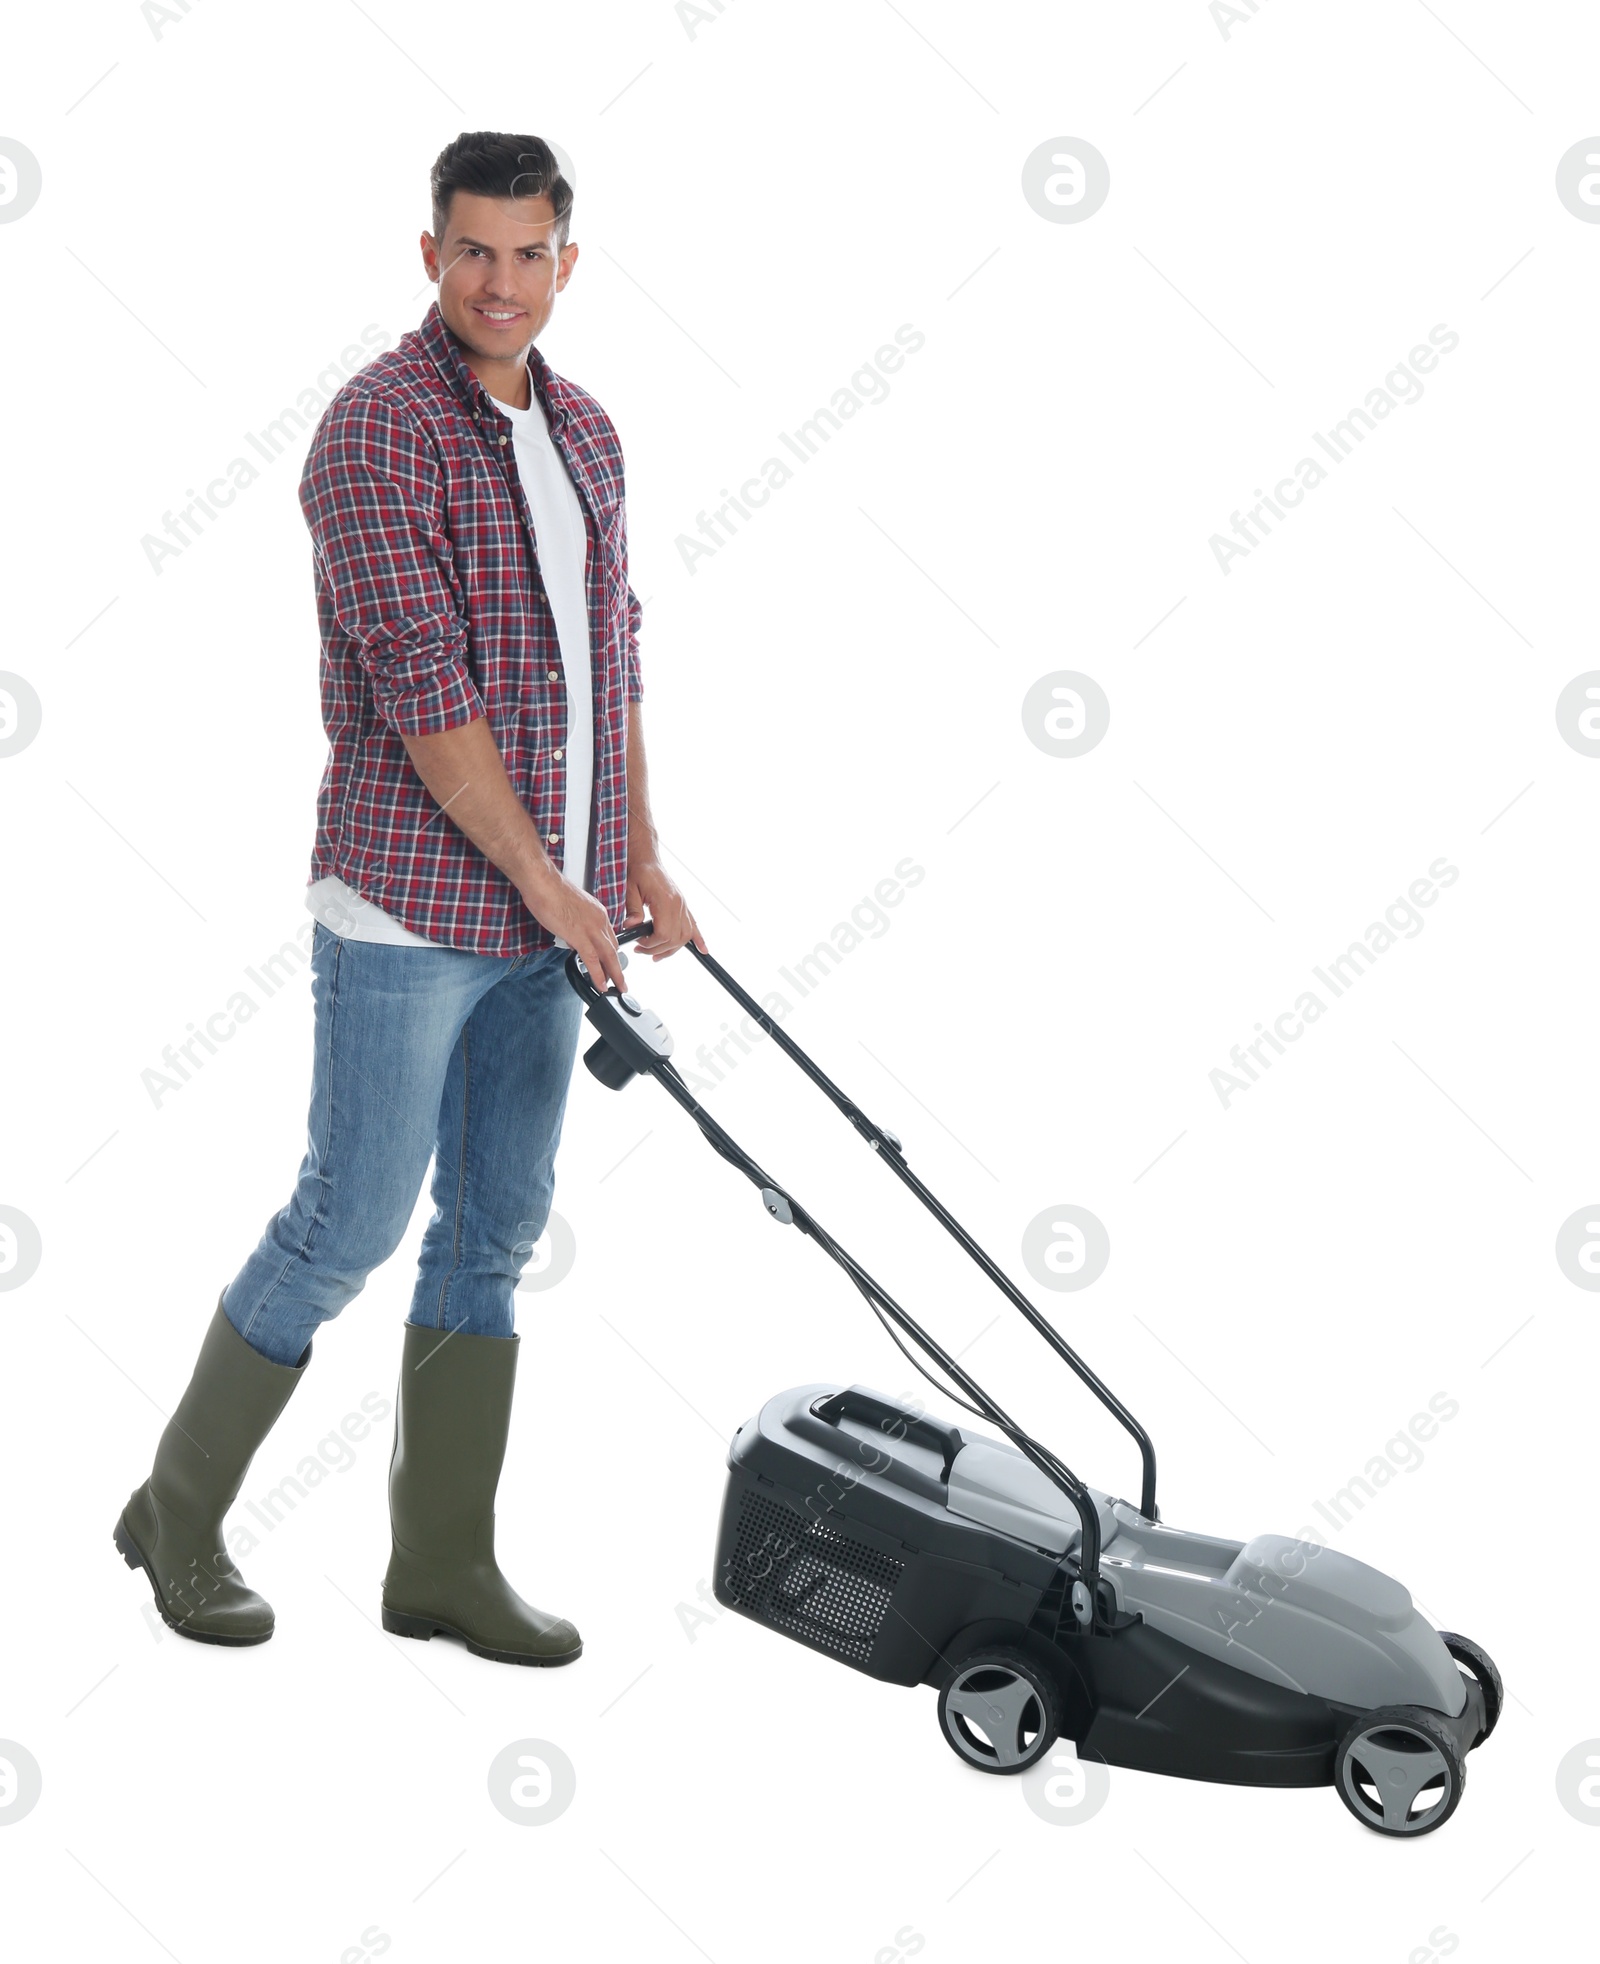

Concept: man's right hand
[[521, 866, 630, 997]]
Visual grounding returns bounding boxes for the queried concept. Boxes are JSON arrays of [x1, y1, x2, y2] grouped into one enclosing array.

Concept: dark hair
[[429, 131, 573, 247]]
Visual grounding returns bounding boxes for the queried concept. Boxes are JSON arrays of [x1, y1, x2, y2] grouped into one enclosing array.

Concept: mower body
[[713, 1384, 1488, 1787]]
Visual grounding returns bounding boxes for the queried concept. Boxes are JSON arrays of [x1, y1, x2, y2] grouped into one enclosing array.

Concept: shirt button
[[498, 435, 508, 445], [553, 747, 564, 759], [547, 834, 561, 846], [547, 669, 558, 681]]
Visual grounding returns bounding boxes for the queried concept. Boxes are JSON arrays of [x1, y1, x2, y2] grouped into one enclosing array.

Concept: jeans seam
[[239, 925, 343, 1350], [435, 1020, 473, 1330]]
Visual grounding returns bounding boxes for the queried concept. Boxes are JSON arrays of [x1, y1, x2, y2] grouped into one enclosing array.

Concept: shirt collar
[[417, 297, 566, 432]]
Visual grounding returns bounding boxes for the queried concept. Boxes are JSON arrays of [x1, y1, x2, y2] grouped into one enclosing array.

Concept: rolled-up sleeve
[[299, 388, 486, 735]]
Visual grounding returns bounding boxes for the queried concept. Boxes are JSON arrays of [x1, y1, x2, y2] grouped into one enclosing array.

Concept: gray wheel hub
[[1340, 1723, 1453, 1833], [942, 1661, 1049, 1769]]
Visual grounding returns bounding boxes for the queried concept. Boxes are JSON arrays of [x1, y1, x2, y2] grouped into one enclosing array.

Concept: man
[[114, 131, 702, 1667]]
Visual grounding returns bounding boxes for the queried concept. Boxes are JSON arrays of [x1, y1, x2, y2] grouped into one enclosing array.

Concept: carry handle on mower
[[809, 1385, 965, 1479], [566, 921, 1158, 1622]]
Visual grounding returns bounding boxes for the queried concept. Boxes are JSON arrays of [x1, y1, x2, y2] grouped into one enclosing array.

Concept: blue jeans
[[222, 923, 585, 1367]]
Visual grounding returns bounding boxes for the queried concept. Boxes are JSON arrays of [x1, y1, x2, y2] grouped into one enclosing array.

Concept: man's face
[[422, 189, 577, 362]]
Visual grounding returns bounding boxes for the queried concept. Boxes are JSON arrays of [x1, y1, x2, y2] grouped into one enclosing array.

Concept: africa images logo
[[1207, 325, 1460, 575], [1211, 858, 1459, 1108]]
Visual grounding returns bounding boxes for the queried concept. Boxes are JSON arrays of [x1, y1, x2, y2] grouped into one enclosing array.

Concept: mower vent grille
[[725, 1489, 903, 1666]]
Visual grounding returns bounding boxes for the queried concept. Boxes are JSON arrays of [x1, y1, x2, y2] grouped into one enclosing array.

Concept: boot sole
[[381, 1604, 582, 1667], [113, 1513, 273, 1648]]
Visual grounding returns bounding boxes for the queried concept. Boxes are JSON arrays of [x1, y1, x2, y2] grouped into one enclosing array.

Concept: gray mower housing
[[947, 1430, 1466, 1716]]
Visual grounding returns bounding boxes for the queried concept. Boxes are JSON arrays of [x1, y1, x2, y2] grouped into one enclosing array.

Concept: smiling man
[[114, 131, 703, 1667]]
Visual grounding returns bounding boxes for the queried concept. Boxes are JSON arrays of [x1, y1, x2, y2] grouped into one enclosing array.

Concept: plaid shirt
[[299, 298, 643, 955]]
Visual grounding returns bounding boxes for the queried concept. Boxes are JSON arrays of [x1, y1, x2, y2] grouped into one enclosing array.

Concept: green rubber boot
[[114, 1297, 310, 1645], [381, 1324, 581, 1666]]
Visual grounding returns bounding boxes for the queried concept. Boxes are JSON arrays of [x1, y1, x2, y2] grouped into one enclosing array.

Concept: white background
[[2, 1, 1596, 1958]]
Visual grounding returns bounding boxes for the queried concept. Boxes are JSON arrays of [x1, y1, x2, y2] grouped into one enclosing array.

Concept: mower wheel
[[1437, 1631, 1503, 1744], [937, 1647, 1061, 1776], [1334, 1706, 1465, 1837]]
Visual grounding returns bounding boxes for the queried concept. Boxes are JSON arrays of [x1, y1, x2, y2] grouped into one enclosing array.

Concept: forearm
[[617, 701, 707, 958], [626, 700, 660, 865], [399, 715, 557, 900]]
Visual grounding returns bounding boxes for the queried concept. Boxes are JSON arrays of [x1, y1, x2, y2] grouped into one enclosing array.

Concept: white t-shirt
[[307, 363, 595, 948]]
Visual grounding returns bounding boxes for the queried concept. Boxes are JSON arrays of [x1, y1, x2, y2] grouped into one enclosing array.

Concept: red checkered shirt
[[299, 298, 643, 955]]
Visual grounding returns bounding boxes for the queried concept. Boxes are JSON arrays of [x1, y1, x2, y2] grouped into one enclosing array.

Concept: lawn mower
[[567, 923, 1500, 1835]]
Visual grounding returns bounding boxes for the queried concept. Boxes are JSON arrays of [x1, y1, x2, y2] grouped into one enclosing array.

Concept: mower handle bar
[[572, 919, 1159, 1614]]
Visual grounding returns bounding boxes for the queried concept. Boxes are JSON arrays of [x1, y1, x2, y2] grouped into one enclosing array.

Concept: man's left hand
[[623, 853, 707, 959]]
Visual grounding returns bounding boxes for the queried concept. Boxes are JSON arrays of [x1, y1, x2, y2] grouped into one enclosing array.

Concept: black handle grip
[[810, 1385, 965, 1477], [564, 917, 656, 1010]]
